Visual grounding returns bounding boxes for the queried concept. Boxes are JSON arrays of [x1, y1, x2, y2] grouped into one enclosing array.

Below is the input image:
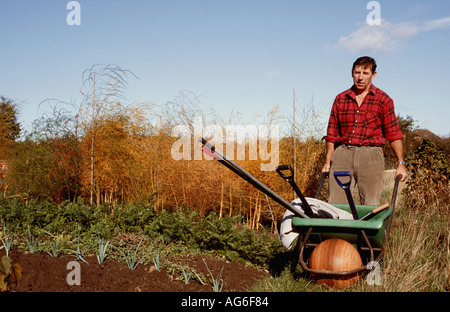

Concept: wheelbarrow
[[294, 172, 402, 278], [199, 138, 401, 279]]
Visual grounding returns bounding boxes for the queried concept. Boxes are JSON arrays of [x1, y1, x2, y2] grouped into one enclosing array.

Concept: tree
[[81, 111, 148, 205], [77, 64, 137, 204], [383, 115, 417, 168], [0, 97, 21, 158], [5, 110, 82, 202]]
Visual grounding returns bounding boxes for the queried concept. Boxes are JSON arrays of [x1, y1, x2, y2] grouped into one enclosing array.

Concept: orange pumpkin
[[309, 238, 363, 288]]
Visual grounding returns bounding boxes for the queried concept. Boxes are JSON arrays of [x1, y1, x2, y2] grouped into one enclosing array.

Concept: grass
[[249, 177, 449, 292], [250, 209, 448, 292], [1, 171, 447, 292], [376, 200, 449, 291]]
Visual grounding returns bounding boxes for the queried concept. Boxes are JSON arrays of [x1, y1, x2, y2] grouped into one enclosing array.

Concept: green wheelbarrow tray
[[292, 175, 402, 277], [292, 204, 393, 248]]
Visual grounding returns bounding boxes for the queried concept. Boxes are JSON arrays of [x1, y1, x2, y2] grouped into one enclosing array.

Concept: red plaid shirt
[[323, 85, 403, 146]]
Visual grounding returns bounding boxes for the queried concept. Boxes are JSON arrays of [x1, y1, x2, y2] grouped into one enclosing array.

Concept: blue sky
[[1, 0, 449, 136]]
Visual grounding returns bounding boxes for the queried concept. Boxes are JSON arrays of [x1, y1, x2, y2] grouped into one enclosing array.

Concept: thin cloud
[[422, 16, 450, 31], [336, 16, 450, 53], [265, 70, 282, 79]]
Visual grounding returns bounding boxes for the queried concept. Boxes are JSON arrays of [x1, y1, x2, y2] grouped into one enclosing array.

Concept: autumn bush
[[405, 138, 449, 212], [3, 97, 325, 232], [3, 65, 446, 236], [2, 64, 449, 291]]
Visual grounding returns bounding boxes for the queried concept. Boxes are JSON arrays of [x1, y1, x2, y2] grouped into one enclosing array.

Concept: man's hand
[[396, 164, 408, 182], [322, 163, 331, 173], [322, 141, 334, 174], [390, 139, 408, 182]]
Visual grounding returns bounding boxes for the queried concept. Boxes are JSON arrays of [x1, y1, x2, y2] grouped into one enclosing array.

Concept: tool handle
[[372, 203, 390, 214], [390, 174, 402, 207], [315, 171, 329, 199], [359, 203, 390, 220], [333, 171, 352, 189], [334, 171, 358, 219], [200, 138, 310, 219], [276, 164, 314, 217], [276, 165, 294, 181]]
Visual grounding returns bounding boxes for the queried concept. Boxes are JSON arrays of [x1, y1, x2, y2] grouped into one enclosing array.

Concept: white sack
[[279, 197, 353, 249]]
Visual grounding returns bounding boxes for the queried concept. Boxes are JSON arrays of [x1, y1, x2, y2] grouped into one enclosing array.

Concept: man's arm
[[321, 141, 335, 173], [390, 139, 408, 182]]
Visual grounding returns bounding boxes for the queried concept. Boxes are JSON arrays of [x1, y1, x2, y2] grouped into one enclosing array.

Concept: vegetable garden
[[1, 66, 449, 292]]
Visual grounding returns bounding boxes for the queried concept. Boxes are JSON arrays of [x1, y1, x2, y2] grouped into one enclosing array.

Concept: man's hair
[[352, 56, 377, 74]]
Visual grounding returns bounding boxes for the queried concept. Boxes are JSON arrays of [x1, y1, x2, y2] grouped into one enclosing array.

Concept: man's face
[[352, 65, 377, 92]]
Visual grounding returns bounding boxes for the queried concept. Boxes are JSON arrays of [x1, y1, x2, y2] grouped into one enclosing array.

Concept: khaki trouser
[[329, 144, 385, 206]]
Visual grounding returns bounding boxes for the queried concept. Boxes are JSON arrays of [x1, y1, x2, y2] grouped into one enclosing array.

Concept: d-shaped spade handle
[[333, 171, 359, 219], [333, 171, 352, 189], [276, 164, 294, 181], [276, 164, 314, 217]]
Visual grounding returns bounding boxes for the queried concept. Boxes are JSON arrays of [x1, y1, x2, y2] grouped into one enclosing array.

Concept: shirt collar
[[347, 84, 378, 99]]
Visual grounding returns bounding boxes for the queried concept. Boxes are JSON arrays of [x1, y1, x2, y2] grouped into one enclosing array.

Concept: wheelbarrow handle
[[333, 171, 352, 189], [391, 174, 402, 207], [315, 171, 329, 199]]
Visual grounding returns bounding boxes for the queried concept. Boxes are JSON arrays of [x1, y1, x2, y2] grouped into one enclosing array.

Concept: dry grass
[[251, 176, 449, 292], [378, 210, 449, 291]]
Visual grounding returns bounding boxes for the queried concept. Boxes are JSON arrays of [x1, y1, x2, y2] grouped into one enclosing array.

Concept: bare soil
[[3, 250, 269, 292]]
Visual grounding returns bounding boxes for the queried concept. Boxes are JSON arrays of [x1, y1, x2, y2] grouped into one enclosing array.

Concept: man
[[322, 56, 407, 206]]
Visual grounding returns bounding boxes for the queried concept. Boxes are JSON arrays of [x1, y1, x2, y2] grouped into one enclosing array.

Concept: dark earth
[[3, 250, 269, 292]]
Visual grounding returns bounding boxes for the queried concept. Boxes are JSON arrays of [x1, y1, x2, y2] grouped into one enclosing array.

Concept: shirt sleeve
[[381, 96, 404, 142], [322, 97, 341, 143]]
